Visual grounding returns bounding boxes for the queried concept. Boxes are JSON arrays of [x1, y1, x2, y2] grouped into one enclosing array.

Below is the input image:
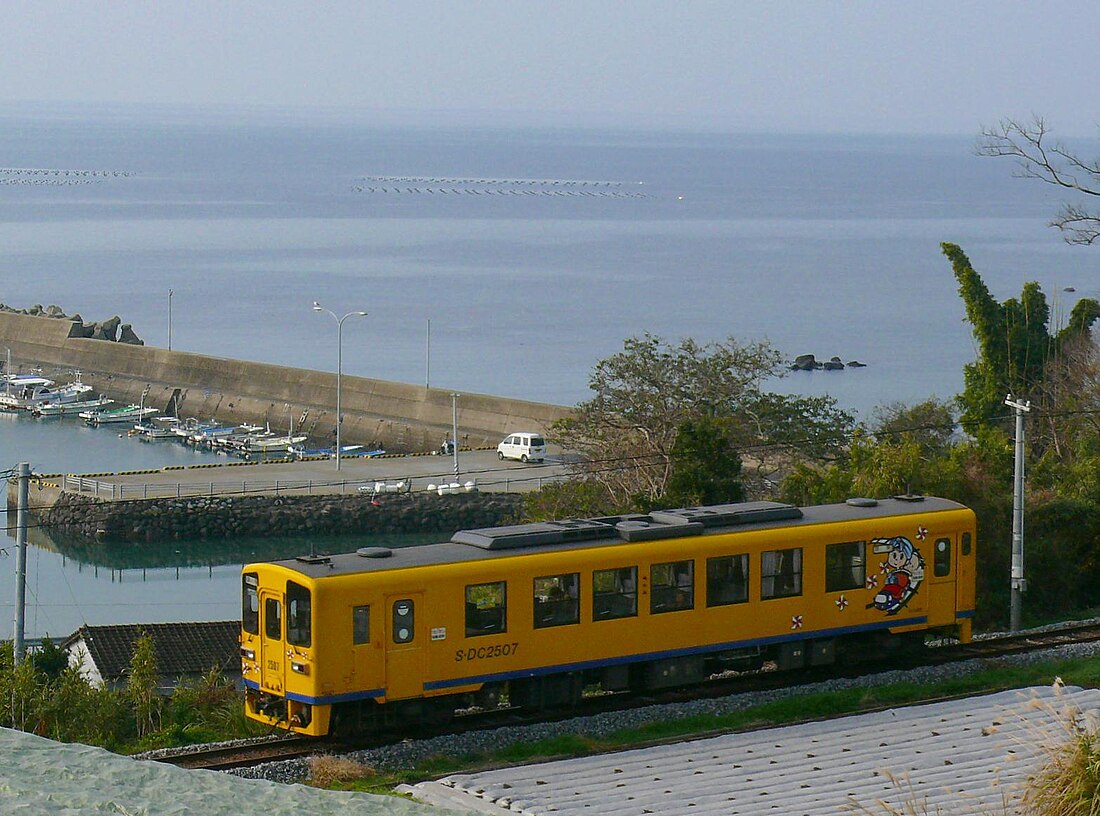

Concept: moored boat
[[32, 395, 114, 416], [81, 405, 159, 425]]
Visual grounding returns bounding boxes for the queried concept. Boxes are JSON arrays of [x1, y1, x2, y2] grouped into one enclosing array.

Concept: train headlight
[[291, 661, 310, 675], [240, 647, 255, 660]]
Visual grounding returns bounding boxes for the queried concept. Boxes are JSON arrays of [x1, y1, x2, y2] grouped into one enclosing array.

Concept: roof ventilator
[[846, 497, 879, 507], [356, 547, 393, 558]]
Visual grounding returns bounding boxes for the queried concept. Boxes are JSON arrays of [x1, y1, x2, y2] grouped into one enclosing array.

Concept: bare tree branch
[[977, 116, 1100, 244]]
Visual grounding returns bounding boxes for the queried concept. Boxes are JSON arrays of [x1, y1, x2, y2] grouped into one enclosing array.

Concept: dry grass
[[307, 754, 373, 788], [1021, 691, 1100, 816]]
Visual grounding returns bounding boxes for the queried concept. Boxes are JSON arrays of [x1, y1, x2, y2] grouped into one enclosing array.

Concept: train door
[[925, 535, 957, 627], [384, 594, 425, 701], [259, 587, 286, 695]]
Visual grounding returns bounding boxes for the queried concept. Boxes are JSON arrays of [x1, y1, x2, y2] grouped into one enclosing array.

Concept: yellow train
[[241, 496, 976, 736]]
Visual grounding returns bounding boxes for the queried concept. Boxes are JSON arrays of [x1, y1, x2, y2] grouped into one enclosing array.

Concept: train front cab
[[241, 569, 332, 737]]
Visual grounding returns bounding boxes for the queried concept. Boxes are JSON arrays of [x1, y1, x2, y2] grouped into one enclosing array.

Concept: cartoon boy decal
[[870, 536, 925, 615]]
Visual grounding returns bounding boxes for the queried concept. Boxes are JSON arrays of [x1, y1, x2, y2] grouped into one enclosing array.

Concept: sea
[[1, 102, 1097, 639]]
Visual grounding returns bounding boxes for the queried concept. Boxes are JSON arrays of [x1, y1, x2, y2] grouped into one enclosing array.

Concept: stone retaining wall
[[41, 489, 525, 544]]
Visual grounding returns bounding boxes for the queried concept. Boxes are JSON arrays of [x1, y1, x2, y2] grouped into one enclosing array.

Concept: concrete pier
[[0, 311, 572, 452]]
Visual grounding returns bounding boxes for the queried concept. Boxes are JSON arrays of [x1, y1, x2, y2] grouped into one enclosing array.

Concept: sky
[[0, 1, 1097, 135]]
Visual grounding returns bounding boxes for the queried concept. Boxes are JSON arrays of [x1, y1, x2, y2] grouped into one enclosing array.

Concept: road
[[63, 449, 572, 501]]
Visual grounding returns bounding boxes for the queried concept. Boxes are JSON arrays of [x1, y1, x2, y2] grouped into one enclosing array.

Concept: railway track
[[153, 735, 322, 770], [160, 621, 1100, 771]]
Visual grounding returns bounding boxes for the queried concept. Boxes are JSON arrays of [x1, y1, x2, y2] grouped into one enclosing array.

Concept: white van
[[497, 432, 546, 463]]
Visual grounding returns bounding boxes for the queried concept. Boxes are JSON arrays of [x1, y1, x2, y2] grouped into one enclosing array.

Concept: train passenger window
[[934, 537, 951, 577], [392, 599, 414, 644], [533, 573, 579, 628], [593, 567, 637, 621], [706, 555, 749, 606], [264, 597, 282, 640], [651, 560, 694, 614], [962, 532, 972, 556], [242, 573, 259, 635], [353, 605, 371, 644], [286, 581, 312, 647], [761, 548, 802, 599], [825, 541, 865, 592], [466, 582, 507, 637]]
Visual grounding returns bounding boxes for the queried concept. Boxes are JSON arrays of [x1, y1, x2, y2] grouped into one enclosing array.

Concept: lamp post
[[168, 289, 173, 351], [313, 301, 368, 471], [451, 392, 460, 479]]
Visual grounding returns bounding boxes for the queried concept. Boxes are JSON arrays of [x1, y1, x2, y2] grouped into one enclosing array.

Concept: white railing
[[62, 473, 563, 500]]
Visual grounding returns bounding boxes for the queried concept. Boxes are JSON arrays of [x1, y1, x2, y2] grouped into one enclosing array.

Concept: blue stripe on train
[[424, 614, 929, 691]]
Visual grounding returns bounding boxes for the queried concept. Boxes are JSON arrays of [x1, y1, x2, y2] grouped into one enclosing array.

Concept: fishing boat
[[0, 375, 58, 410], [130, 417, 179, 439], [241, 434, 308, 454], [80, 404, 159, 425], [32, 395, 114, 416]]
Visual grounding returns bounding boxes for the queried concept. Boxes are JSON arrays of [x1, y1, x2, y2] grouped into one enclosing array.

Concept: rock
[[846, 360, 867, 368], [823, 356, 844, 371], [791, 354, 819, 371], [45, 304, 66, 317], [118, 324, 144, 345], [96, 316, 122, 341]]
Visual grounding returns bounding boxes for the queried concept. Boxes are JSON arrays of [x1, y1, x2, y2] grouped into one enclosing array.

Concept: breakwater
[[0, 310, 571, 452], [41, 490, 525, 543]]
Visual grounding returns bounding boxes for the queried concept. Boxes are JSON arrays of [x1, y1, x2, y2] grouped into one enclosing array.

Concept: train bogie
[[241, 496, 976, 736]]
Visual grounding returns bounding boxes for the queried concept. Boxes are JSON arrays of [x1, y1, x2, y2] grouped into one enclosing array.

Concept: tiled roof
[[62, 621, 239, 681]]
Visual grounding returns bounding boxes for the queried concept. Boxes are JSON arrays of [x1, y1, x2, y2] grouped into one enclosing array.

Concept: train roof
[[256, 495, 971, 581]]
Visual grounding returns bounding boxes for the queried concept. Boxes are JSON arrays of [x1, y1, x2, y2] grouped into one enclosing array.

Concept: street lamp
[[313, 301, 368, 471], [168, 289, 173, 351]]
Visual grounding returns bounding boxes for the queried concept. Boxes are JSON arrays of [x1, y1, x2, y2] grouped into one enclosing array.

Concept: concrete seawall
[[0, 311, 572, 451]]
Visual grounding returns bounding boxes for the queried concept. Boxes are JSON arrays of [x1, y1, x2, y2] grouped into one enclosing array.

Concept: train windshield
[[242, 573, 259, 634], [287, 581, 312, 647]]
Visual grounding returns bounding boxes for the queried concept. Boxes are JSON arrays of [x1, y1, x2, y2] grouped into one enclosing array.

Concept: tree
[[977, 116, 1100, 245], [663, 416, 744, 508], [551, 334, 852, 510], [127, 632, 161, 738], [942, 242, 1100, 434]]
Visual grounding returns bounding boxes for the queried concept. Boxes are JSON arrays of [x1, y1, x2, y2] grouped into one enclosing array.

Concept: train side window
[[651, 560, 694, 614], [934, 537, 951, 577], [392, 599, 415, 644], [264, 597, 282, 640], [286, 581, 312, 647], [353, 605, 371, 645], [593, 566, 638, 620], [706, 555, 749, 606], [534, 573, 579, 628], [242, 573, 259, 635], [466, 582, 507, 636], [962, 532, 972, 556], [761, 548, 802, 599], [825, 541, 865, 592]]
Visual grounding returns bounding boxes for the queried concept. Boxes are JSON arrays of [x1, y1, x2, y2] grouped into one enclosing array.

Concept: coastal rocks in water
[[790, 353, 867, 371], [118, 324, 144, 345]]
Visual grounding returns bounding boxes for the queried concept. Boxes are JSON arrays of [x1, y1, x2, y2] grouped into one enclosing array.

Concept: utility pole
[[451, 393, 460, 479], [13, 462, 30, 667], [425, 318, 431, 389], [1005, 395, 1031, 632]]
